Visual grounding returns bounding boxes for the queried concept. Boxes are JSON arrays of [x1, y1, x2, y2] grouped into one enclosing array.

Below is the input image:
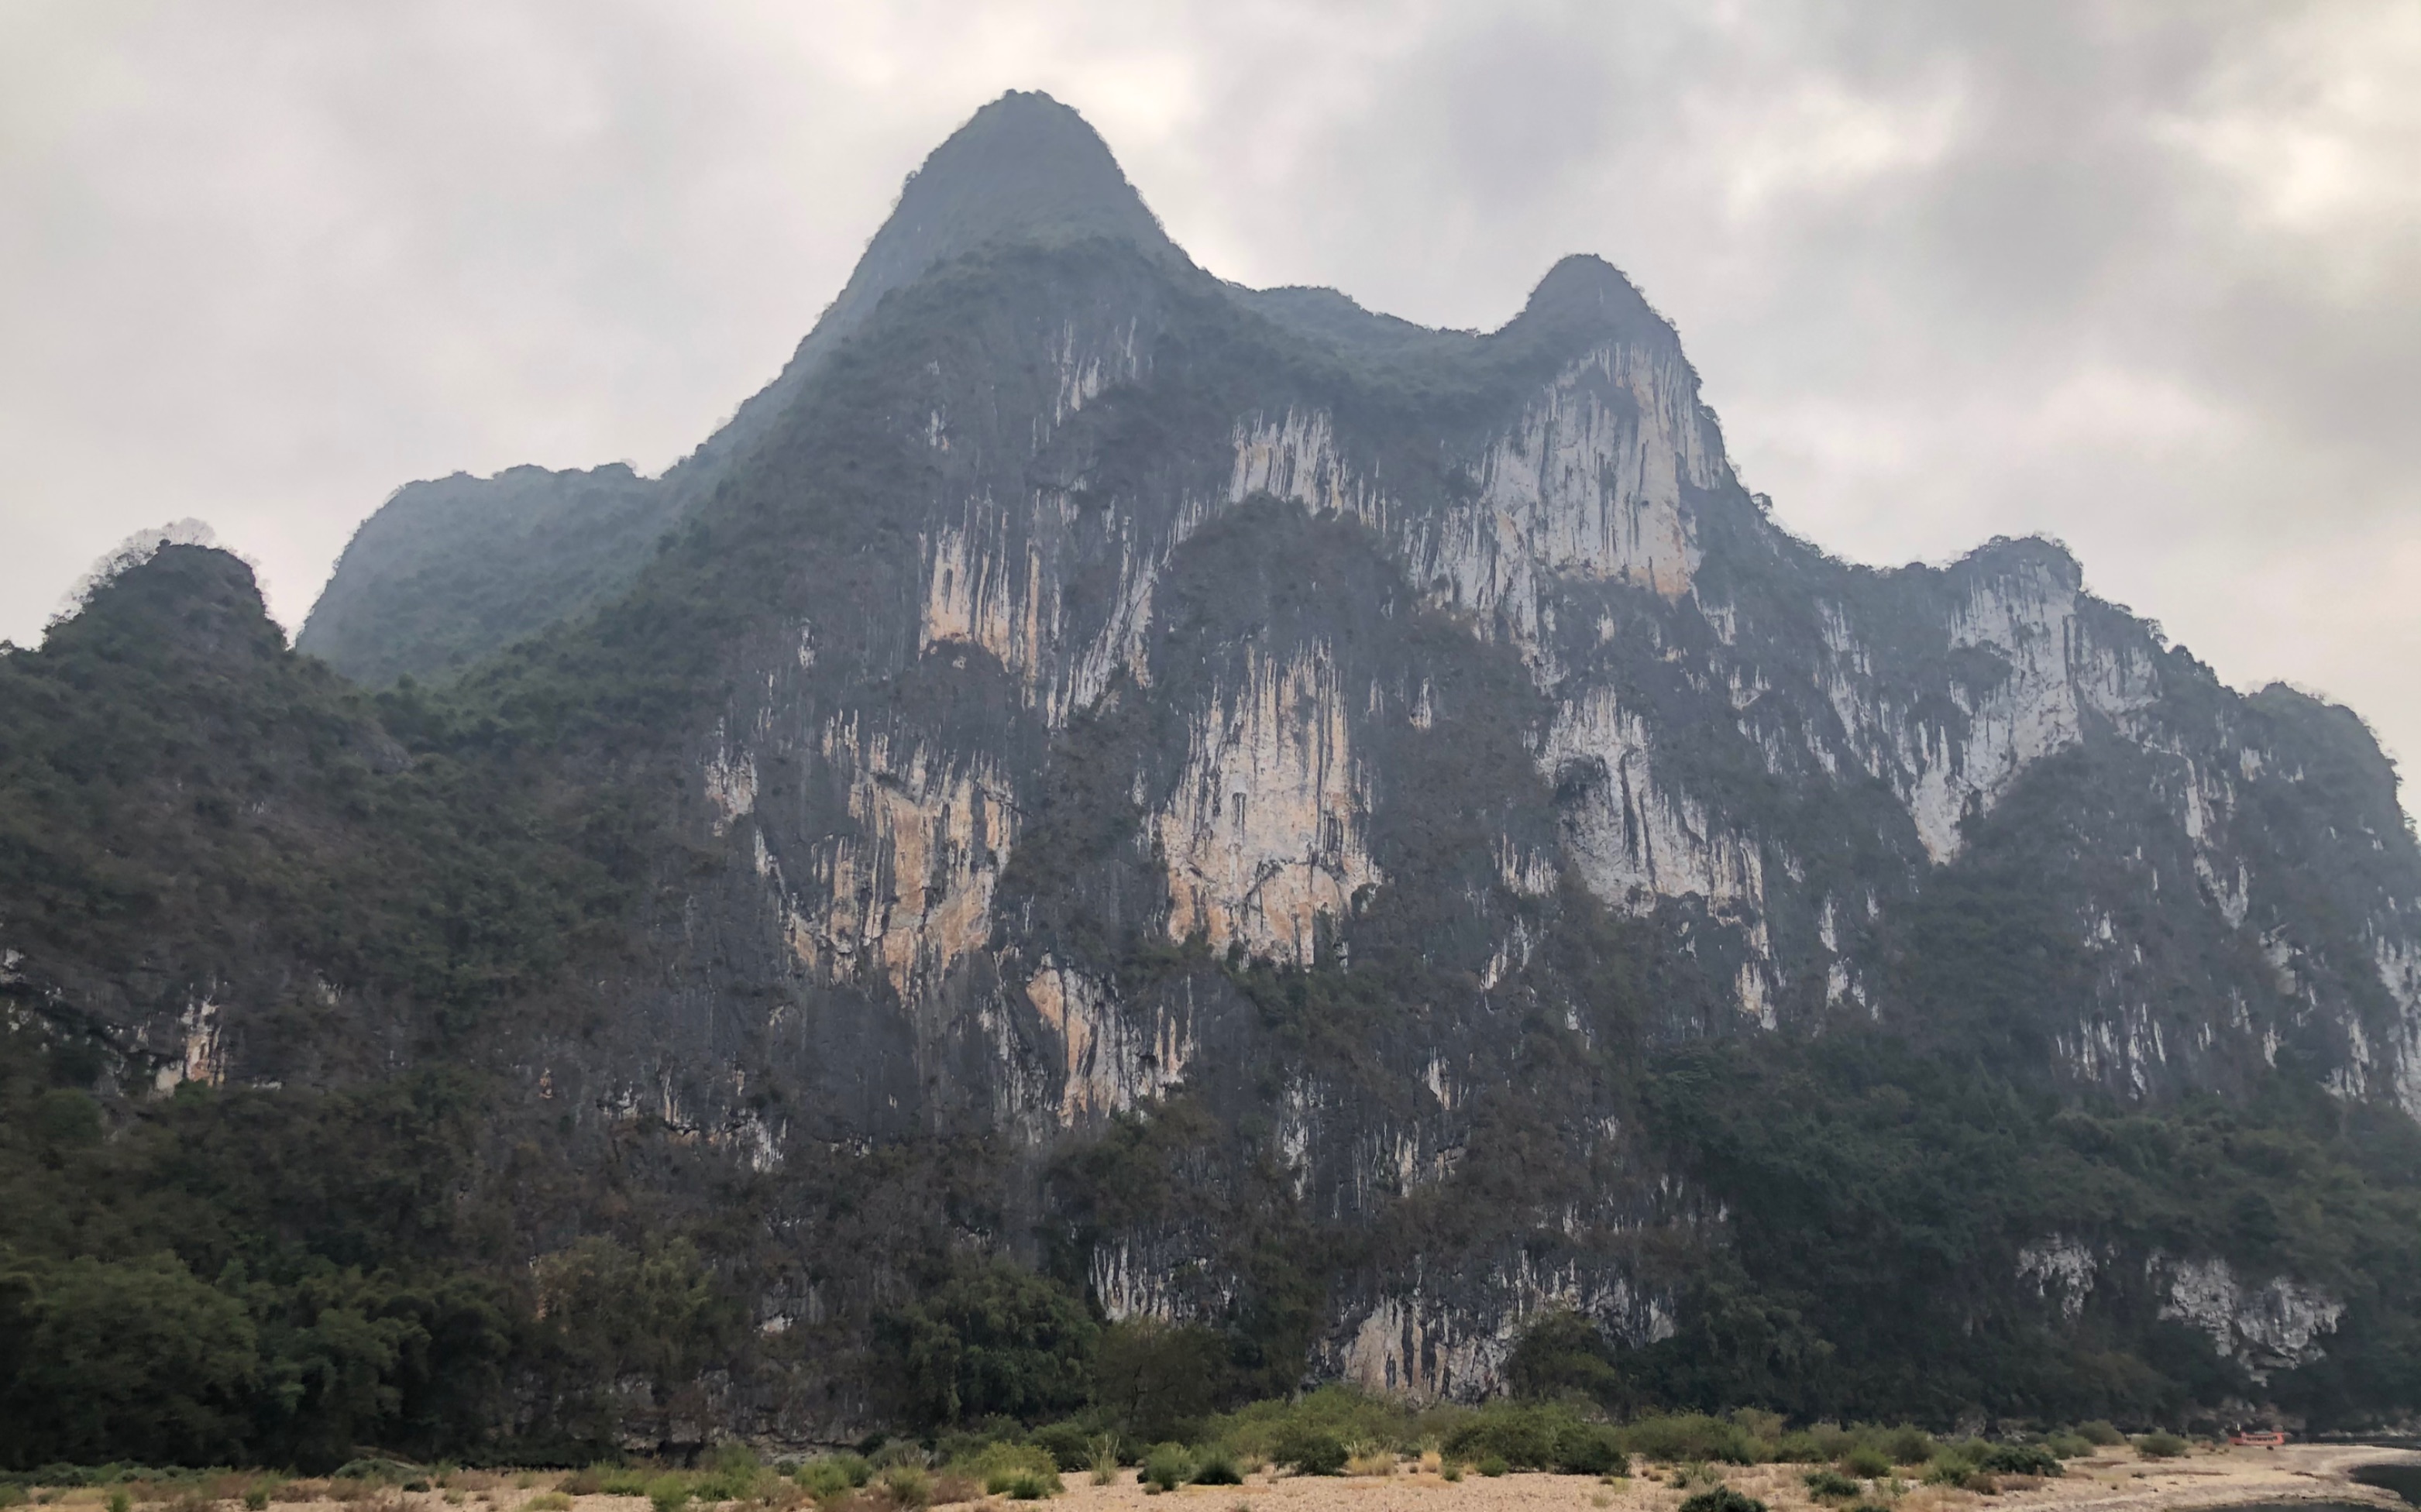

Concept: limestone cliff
[[10, 91, 2418, 1444]]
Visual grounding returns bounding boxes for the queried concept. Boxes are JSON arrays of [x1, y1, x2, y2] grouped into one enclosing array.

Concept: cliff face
[[502, 91, 2417, 1413], [12, 91, 2421, 1443]]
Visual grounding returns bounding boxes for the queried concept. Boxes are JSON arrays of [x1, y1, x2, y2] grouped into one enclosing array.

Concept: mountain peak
[[676, 91, 1177, 479], [885, 91, 1171, 263], [842, 90, 1179, 309], [1508, 253, 1669, 345]]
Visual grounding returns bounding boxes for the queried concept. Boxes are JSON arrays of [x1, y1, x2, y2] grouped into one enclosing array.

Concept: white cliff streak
[[2155, 1256, 2344, 1381], [1540, 686, 1764, 911], [773, 713, 1016, 1002], [2017, 1237, 2099, 1321], [1336, 1259, 1674, 1401], [1821, 561, 2157, 864], [1024, 957, 1193, 1126], [1156, 646, 1381, 964]]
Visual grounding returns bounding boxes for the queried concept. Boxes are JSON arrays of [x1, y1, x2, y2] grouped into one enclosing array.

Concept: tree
[[0, 1253, 258, 1466], [888, 1258, 1097, 1425]]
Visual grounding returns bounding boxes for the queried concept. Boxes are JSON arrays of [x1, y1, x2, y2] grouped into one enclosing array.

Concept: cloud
[[2, 0, 2413, 783]]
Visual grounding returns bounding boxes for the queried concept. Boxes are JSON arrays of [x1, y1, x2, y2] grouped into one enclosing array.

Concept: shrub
[[1773, 1432, 1825, 1464], [108, 1494, 131, 1512], [1271, 1428, 1346, 1477], [962, 1444, 1061, 1497], [2041, 1432, 2093, 1460], [1189, 1451, 1243, 1487], [880, 1467, 934, 1509], [1977, 1445, 2060, 1477], [1842, 1448, 1892, 1480], [1678, 1490, 1766, 1512], [1088, 1437, 1122, 1486], [1443, 1407, 1562, 1470], [1477, 1458, 1508, 1479], [996, 1472, 1056, 1502], [2134, 1434, 2189, 1461], [524, 1497, 573, 1511], [2079, 1423, 2126, 1448], [1804, 1470, 1861, 1500], [695, 1447, 769, 1505], [1142, 1446, 1193, 1493], [244, 1491, 271, 1511], [1625, 1415, 1756, 1466], [1881, 1428, 1935, 1466], [645, 1476, 691, 1512], [796, 1459, 863, 1500], [1554, 1425, 1628, 1477], [1028, 1424, 1095, 1475]]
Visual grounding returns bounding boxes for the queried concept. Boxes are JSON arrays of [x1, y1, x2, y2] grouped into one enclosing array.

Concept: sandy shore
[[31, 1445, 2419, 1512], [1051, 1445, 2419, 1512]]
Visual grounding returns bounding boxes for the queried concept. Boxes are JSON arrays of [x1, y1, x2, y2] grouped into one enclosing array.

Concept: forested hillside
[[5, 92, 2419, 1467]]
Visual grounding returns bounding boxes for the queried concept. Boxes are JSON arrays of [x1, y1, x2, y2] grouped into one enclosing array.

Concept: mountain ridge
[[7, 91, 2420, 1464]]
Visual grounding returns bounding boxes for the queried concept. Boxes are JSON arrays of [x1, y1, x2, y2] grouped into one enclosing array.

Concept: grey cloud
[[3, 0, 2413, 781]]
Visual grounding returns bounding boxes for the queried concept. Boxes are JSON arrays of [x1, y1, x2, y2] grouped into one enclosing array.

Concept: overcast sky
[[5, 1, 2416, 778]]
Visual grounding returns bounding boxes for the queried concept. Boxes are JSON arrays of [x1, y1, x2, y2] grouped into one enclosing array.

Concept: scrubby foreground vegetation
[[0, 1391, 2242, 1512]]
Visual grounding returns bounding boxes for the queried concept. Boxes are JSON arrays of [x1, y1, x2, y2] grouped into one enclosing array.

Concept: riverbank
[[19, 1445, 2419, 1512]]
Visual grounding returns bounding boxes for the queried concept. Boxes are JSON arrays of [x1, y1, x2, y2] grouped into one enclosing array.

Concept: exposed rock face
[[2157, 1257, 2346, 1382], [21, 92, 2415, 1435]]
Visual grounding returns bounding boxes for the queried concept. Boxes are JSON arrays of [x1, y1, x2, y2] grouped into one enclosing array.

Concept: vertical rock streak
[[768, 714, 1017, 1003], [1156, 646, 1382, 963]]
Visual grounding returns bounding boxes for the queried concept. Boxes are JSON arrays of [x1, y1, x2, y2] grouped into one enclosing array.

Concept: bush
[[524, 1497, 572, 1511], [1188, 1450, 1243, 1486], [1881, 1428, 1935, 1466], [1443, 1406, 1563, 1470], [1029, 1424, 1096, 1475], [1088, 1437, 1122, 1485], [696, 1445, 765, 1503], [1978, 1445, 2060, 1477], [2134, 1434, 2189, 1460], [1142, 1445, 1193, 1493], [1554, 1424, 1628, 1477], [996, 1472, 1056, 1502], [796, 1457, 869, 1500], [1272, 1428, 1346, 1476], [1678, 1490, 1766, 1512], [881, 1466, 934, 1509], [645, 1476, 691, 1512], [961, 1443, 1061, 1497], [1842, 1448, 1892, 1479], [2041, 1432, 2093, 1460], [1624, 1415, 1757, 1466], [2079, 1422, 2126, 1448], [1477, 1457, 1509, 1478], [1804, 1470, 1860, 1500]]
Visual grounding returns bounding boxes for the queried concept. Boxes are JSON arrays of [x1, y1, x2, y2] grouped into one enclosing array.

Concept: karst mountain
[[4, 92, 2417, 1462]]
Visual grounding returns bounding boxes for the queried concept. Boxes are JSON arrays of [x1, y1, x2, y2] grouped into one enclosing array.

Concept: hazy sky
[[5, 2, 2416, 776]]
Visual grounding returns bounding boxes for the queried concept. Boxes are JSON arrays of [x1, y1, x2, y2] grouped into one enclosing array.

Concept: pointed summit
[[1505, 254, 1670, 346], [868, 91, 1174, 278], [682, 91, 1178, 476]]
